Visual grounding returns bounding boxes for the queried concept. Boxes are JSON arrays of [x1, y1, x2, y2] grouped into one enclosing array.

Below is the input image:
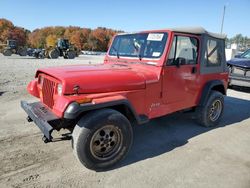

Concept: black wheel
[[72, 109, 133, 171], [196, 91, 224, 127], [3, 49, 12, 56], [18, 47, 27, 56], [67, 50, 75, 59], [49, 49, 59, 59]]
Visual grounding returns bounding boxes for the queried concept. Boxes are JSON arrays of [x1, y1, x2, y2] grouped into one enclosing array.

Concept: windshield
[[109, 32, 168, 59], [240, 49, 250, 59]]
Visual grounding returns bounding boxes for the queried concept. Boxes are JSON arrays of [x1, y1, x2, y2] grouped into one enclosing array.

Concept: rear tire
[[72, 109, 133, 171], [3, 49, 12, 56], [67, 50, 75, 59], [49, 49, 59, 59], [196, 91, 224, 127]]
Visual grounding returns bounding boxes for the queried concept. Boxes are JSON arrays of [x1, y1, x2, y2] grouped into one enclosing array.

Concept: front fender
[[64, 97, 148, 124], [27, 80, 39, 98]]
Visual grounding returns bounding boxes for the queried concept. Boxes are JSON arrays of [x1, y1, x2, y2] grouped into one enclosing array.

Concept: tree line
[[29, 26, 121, 51], [1, 18, 250, 52], [226, 34, 250, 50], [0, 18, 121, 52]]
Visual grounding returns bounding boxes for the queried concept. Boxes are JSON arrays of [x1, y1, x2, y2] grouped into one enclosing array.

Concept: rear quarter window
[[206, 38, 222, 67]]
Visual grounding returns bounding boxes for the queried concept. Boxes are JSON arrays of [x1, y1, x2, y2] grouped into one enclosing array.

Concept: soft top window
[[206, 38, 222, 67], [167, 35, 198, 65]]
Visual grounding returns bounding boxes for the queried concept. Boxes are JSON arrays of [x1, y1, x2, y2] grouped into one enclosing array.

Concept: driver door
[[162, 34, 201, 110]]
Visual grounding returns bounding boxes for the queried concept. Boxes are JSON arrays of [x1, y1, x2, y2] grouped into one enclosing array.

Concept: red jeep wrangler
[[21, 27, 228, 171]]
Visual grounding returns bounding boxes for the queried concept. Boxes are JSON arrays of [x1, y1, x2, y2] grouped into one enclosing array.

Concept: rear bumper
[[229, 75, 250, 87], [21, 101, 59, 141]]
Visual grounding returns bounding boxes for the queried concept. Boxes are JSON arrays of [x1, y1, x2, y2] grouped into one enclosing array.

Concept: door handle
[[191, 67, 197, 74]]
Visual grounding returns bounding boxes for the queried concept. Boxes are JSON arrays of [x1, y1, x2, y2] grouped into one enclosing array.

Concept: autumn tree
[[88, 27, 117, 51], [0, 18, 14, 43], [1, 18, 120, 51], [68, 28, 91, 49], [0, 18, 28, 46], [46, 34, 57, 47]]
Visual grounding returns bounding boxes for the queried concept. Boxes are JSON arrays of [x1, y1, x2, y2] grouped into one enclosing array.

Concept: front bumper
[[229, 75, 250, 87], [21, 101, 59, 141]]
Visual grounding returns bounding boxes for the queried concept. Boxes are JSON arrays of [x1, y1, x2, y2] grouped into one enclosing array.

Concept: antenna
[[220, 5, 226, 34]]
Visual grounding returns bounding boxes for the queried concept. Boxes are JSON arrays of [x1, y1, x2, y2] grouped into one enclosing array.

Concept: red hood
[[36, 63, 160, 94]]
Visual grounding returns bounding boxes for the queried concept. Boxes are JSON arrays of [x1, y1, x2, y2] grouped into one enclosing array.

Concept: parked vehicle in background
[[0, 39, 27, 56], [27, 48, 35, 56], [30, 39, 79, 59], [43, 39, 77, 59], [21, 27, 228, 171], [227, 49, 250, 87], [31, 49, 46, 59]]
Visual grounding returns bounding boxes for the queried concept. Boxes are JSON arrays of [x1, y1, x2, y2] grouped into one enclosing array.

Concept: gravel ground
[[0, 54, 250, 188]]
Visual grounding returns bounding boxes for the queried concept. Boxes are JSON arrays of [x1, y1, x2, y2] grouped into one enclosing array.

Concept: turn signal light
[[76, 98, 92, 104]]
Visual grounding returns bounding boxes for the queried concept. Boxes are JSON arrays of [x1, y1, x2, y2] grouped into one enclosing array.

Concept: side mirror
[[133, 40, 141, 51], [234, 54, 241, 58], [175, 59, 180, 67]]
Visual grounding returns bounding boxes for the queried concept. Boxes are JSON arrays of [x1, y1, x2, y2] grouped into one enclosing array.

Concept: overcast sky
[[0, 0, 249, 38]]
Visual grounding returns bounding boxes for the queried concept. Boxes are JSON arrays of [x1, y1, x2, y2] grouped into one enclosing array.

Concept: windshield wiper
[[138, 53, 142, 61]]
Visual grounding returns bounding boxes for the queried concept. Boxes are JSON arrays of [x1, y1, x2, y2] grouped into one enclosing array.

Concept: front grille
[[42, 77, 56, 109]]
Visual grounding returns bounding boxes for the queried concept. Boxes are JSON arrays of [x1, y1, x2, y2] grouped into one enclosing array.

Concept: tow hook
[[26, 116, 33, 122], [42, 135, 50, 143]]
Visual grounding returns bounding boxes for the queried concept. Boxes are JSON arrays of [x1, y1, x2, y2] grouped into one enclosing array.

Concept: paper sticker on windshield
[[147, 33, 164, 41], [152, 52, 161, 57]]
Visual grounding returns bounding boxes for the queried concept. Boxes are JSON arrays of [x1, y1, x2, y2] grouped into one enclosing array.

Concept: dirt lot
[[0, 54, 250, 188]]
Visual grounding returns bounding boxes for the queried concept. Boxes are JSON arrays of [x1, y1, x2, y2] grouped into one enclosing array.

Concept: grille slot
[[233, 67, 245, 75], [246, 70, 250, 77], [42, 78, 56, 109]]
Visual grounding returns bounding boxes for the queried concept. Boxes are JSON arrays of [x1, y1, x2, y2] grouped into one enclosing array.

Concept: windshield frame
[[108, 32, 168, 60]]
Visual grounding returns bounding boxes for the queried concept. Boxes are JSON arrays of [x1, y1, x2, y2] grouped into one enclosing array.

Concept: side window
[[167, 36, 198, 65], [206, 39, 221, 66]]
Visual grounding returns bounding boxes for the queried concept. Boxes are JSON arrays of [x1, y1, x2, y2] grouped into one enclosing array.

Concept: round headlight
[[57, 84, 63, 95]]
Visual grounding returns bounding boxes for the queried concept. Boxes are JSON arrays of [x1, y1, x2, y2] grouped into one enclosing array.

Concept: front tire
[[196, 91, 224, 127], [18, 47, 27, 56], [72, 109, 133, 171]]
